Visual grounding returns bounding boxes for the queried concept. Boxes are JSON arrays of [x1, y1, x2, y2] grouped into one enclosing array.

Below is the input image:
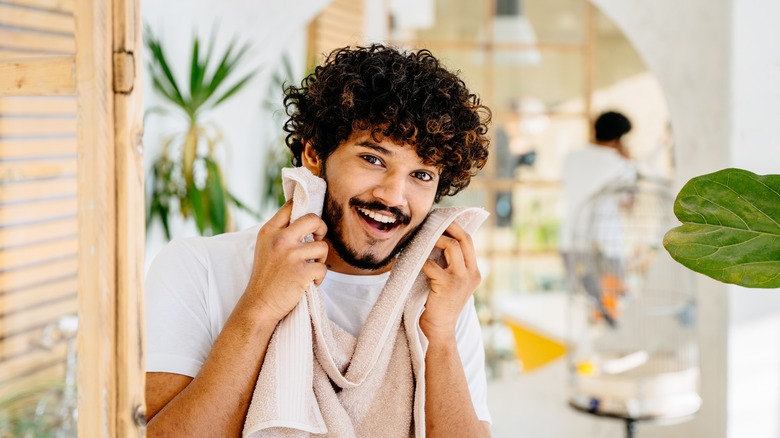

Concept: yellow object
[[505, 319, 567, 373], [576, 360, 597, 376]]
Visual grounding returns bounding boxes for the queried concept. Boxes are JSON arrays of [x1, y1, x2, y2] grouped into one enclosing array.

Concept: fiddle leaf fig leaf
[[663, 168, 780, 288]]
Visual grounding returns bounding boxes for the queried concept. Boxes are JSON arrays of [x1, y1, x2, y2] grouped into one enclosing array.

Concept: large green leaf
[[663, 168, 780, 288], [187, 183, 207, 235], [204, 158, 227, 235], [144, 28, 185, 107]]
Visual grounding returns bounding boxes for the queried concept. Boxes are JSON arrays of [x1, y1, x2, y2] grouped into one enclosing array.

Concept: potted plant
[[663, 168, 780, 288], [145, 27, 258, 239]]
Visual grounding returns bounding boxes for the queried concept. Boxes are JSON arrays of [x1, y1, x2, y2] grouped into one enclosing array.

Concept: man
[[560, 111, 637, 322], [145, 44, 492, 437]]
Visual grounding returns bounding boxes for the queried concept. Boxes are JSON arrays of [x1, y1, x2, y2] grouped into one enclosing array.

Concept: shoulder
[[148, 224, 263, 276]]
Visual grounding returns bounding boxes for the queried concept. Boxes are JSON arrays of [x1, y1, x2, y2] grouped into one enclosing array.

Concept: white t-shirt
[[560, 144, 636, 256], [145, 225, 492, 423]]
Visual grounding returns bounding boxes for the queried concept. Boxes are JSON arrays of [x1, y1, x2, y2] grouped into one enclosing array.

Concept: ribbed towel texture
[[243, 167, 488, 437]]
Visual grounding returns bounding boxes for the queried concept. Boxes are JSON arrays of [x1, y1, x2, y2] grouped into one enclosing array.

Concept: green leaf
[[663, 168, 780, 288], [156, 197, 172, 240], [204, 42, 236, 99], [212, 72, 254, 107], [144, 28, 185, 107], [204, 41, 252, 106], [189, 34, 203, 103], [228, 192, 260, 219], [187, 183, 207, 235], [204, 159, 227, 234]]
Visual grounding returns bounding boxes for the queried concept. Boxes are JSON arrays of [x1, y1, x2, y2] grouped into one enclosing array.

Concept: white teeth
[[358, 207, 396, 224]]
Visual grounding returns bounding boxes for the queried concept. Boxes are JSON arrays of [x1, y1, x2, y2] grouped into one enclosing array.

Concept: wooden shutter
[[0, 0, 145, 435], [0, 0, 78, 405], [307, 0, 366, 63]]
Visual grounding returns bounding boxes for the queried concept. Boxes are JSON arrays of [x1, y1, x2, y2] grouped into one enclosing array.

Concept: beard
[[321, 186, 424, 272]]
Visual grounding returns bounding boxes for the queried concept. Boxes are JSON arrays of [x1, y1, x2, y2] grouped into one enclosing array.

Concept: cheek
[[409, 192, 436, 220]]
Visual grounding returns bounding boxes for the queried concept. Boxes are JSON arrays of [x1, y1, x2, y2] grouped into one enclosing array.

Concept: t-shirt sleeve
[[145, 238, 213, 377], [455, 296, 492, 424]]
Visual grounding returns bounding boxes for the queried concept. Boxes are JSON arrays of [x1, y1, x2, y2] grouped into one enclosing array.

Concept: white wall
[[727, 1, 780, 436]]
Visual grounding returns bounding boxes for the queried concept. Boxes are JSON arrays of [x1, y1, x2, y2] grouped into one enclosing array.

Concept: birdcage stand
[[625, 417, 637, 438], [568, 401, 640, 438], [569, 400, 697, 438]]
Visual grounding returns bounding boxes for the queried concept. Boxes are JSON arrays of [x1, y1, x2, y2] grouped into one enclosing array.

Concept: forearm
[[424, 333, 490, 438], [147, 306, 278, 437]]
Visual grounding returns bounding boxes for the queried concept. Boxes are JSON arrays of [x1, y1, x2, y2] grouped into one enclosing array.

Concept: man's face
[[303, 131, 440, 275]]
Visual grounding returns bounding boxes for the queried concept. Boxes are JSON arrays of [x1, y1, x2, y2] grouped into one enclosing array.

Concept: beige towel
[[244, 167, 488, 437]]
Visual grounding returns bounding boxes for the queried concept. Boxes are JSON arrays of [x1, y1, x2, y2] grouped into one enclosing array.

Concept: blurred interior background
[[1, 0, 779, 437]]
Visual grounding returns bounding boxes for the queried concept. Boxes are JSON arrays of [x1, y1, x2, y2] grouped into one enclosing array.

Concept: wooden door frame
[[74, 0, 145, 436]]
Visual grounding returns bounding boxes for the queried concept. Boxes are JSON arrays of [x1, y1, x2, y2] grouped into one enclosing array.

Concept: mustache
[[349, 198, 411, 225]]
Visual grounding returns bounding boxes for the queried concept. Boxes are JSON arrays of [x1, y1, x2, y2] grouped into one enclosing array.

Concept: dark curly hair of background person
[[283, 44, 491, 203]]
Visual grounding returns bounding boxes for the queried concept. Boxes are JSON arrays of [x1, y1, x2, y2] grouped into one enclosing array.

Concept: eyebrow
[[356, 141, 393, 156]]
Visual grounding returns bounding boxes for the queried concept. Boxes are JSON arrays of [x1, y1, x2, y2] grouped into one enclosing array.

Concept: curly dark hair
[[283, 44, 491, 203]]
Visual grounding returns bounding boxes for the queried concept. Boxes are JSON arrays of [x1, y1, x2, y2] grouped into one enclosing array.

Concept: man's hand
[[419, 221, 481, 340], [243, 200, 329, 325]]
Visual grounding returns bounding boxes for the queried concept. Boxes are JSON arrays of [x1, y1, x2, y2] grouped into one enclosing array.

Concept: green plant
[[0, 380, 65, 438], [145, 27, 258, 238], [663, 168, 780, 288]]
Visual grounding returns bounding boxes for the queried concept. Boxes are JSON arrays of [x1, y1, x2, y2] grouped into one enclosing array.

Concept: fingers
[[434, 234, 466, 272], [298, 213, 328, 242], [265, 199, 294, 229], [294, 239, 329, 264], [311, 262, 328, 286], [441, 222, 477, 271], [432, 222, 476, 272]]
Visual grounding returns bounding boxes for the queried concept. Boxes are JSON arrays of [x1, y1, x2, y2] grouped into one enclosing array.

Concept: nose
[[372, 171, 406, 208]]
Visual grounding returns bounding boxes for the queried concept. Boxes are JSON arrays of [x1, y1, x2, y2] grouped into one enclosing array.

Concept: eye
[[412, 171, 434, 182], [362, 155, 383, 166]]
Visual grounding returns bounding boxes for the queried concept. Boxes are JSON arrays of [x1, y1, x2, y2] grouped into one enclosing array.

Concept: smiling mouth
[[357, 207, 399, 232]]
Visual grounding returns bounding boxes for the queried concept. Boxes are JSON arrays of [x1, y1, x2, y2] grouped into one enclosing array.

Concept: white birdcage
[[566, 177, 700, 437]]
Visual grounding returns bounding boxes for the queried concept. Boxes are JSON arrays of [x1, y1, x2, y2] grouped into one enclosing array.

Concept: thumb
[[266, 199, 294, 229]]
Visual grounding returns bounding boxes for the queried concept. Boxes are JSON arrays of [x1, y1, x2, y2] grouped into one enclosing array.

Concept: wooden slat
[[0, 138, 76, 158], [311, 0, 365, 59], [0, 158, 77, 182], [6, 0, 75, 14], [0, 117, 76, 135], [0, 294, 76, 339], [0, 3, 74, 34], [317, 28, 361, 46], [0, 236, 78, 271], [0, 51, 41, 60], [0, 358, 66, 395], [0, 273, 78, 320], [0, 216, 76, 247], [320, 9, 363, 27], [0, 197, 77, 225], [0, 343, 68, 382], [0, 315, 70, 358], [0, 56, 76, 96], [0, 176, 77, 203], [0, 96, 77, 115], [0, 28, 75, 53], [0, 256, 77, 292], [318, 18, 363, 32], [321, 7, 363, 25]]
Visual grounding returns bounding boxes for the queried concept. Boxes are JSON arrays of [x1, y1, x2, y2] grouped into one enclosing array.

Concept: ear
[[301, 140, 321, 176]]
